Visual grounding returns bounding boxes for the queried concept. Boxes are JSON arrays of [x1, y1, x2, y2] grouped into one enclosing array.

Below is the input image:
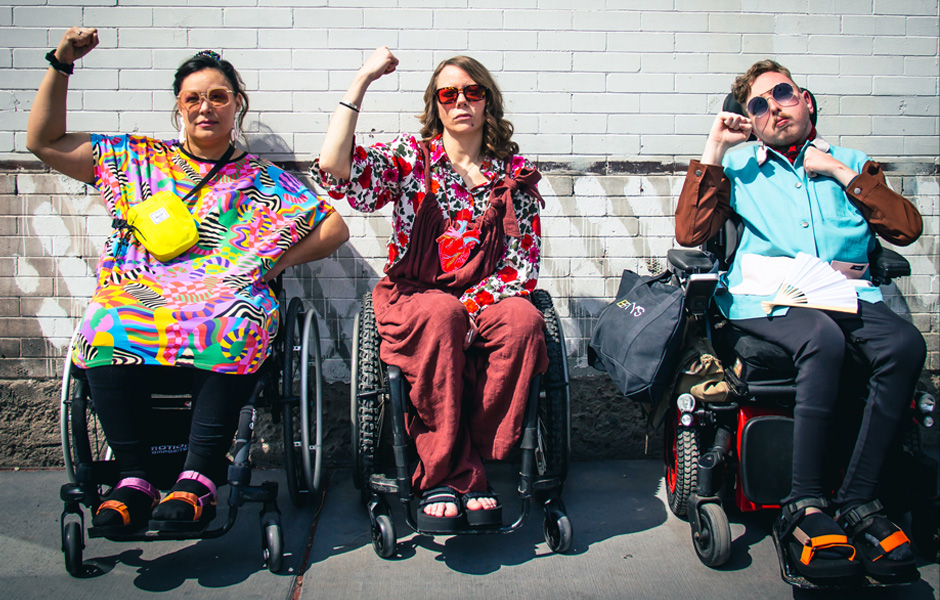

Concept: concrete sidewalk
[[0, 461, 937, 599]]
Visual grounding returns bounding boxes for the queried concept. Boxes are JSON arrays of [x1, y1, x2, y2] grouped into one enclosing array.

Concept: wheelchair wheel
[[665, 409, 699, 517], [692, 502, 731, 567], [282, 297, 324, 508], [62, 520, 83, 577], [371, 513, 396, 559], [351, 292, 385, 491], [543, 500, 573, 553], [531, 289, 570, 480], [261, 516, 284, 573], [61, 329, 112, 484]]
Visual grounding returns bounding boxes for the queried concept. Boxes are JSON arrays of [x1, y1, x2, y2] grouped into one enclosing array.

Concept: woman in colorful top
[[316, 47, 547, 531], [27, 27, 348, 533]]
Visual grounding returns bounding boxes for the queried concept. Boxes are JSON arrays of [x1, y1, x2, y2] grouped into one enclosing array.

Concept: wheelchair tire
[[371, 513, 396, 559], [665, 410, 699, 518], [262, 519, 284, 573], [352, 292, 385, 491], [531, 289, 569, 480], [62, 520, 83, 577], [282, 297, 309, 508], [543, 503, 573, 554], [692, 502, 731, 567]]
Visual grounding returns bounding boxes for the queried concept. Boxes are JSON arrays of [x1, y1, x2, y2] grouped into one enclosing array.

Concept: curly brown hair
[[418, 56, 519, 161], [732, 59, 794, 106]]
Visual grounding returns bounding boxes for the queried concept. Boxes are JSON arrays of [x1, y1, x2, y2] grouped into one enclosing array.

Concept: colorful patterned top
[[313, 134, 541, 317], [74, 134, 335, 374]]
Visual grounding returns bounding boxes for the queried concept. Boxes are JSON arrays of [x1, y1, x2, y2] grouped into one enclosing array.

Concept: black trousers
[[732, 300, 926, 508], [84, 365, 258, 484]]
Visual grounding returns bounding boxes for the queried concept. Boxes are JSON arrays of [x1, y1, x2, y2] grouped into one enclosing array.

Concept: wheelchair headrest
[[722, 88, 817, 142]]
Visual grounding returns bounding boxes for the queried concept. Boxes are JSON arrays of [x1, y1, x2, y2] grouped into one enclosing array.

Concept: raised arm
[[674, 111, 752, 246], [317, 47, 399, 181], [26, 27, 99, 184]]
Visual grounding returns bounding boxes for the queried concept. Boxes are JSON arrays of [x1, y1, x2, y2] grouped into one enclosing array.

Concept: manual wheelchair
[[662, 219, 938, 588], [57, 279, 325, 577], [350, 288, 573, 558]]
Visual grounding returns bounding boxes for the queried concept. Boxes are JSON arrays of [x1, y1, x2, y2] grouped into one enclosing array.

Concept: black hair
[[171, 51, 249, 142]]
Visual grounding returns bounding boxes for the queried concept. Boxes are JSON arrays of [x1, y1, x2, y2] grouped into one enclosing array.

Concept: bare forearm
[[317, 74, 372, 180], [26, 30, 96, 183]]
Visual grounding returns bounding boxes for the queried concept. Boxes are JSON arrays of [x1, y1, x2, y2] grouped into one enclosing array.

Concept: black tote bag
[[589, 270, 687, 404]]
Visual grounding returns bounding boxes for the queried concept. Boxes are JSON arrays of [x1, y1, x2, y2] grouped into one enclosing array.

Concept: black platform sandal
[[837, 500, 919, 583], [773, 497, 862, 583], [416, 486, 465, 533]]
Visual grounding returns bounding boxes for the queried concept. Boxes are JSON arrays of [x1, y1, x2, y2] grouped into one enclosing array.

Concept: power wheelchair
[[663, 219, 938, 588], [350, 288, 573, 558], [57, 279, 325, 577]]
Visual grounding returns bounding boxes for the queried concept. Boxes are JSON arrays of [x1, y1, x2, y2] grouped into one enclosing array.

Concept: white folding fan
[[761, 252, 858, 314]]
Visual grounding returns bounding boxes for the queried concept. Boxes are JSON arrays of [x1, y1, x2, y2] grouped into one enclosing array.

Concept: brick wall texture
[[0, 1, 938, 387]]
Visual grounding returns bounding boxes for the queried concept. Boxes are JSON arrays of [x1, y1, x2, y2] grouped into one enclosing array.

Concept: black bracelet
[[339, 100, 360, 113], [45, 50, 74, 76]]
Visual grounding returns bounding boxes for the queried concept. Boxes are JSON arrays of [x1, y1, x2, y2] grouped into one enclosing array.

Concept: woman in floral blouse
[[316, 47, 548, 531]]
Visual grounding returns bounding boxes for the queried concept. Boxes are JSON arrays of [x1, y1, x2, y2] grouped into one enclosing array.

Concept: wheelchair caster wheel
[[692, 503, 731, 567], [262, 519, 284, 573], [63, 521, 84, 577], [543, 506, 573, 553], [371, 513, 396, 559]]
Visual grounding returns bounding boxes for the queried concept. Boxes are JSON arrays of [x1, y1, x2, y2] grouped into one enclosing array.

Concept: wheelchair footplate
[[770, 521, 920, 589]]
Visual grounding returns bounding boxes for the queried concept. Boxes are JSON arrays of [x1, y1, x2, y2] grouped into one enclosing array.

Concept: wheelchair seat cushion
[[714, 322, 797, 384]]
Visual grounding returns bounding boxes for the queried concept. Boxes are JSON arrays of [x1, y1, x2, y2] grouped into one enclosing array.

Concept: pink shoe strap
[[177, 470, 217, 505], [115, 477, 160, 502]]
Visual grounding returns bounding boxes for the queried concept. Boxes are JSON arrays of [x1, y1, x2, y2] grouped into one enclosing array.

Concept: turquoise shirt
[[716, 137, 882, 321]]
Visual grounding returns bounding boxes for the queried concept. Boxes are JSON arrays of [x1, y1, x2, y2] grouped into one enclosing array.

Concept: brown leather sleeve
[[674, 159, 734, 247], [847, 160, 923, 246]]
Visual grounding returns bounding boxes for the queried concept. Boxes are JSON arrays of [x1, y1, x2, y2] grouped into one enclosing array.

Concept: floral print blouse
[[314, 134, 542, 317]]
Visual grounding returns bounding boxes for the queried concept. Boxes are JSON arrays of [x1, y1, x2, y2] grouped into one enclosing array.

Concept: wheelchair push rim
[[282, 297, 323, 507]]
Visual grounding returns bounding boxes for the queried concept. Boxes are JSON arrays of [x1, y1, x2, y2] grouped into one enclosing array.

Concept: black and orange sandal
[[462, 488, 503, 527], [772, 497, 862, 584], [837, 500, 919, 583], [416, 486, 465, 533], [149, 470, 217, 532], [91, 477, 160, 535]]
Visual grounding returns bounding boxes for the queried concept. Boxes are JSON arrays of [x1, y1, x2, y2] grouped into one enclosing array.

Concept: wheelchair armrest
[[870, 247, 910, 285], [667, 248, 718, 275]]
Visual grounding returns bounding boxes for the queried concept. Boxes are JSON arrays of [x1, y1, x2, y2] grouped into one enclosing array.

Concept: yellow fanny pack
[[126, 191, 200, 262], [115, 144, 235, 262]]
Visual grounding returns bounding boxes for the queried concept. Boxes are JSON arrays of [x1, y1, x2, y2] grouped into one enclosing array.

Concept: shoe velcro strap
[[872, 530, 911, 562], [798, 534, 856, 566], [162, 491, 203, 521], [97, 500, 131, 526], [838, 499, 883, 530], [782, 499, 828, 539], [115, 477, 160, 502]]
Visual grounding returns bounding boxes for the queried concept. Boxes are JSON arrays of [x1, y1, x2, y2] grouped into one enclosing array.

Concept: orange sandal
[[149, 470, 217, 532], [837, 500, 918, 583], [91, 477, 160, 534]]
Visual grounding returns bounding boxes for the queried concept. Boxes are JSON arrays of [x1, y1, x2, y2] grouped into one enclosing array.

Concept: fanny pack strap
[[112, 143, 236, 230]]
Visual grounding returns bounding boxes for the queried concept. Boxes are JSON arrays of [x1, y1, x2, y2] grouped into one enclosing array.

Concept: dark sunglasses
[[746, 82, 800, 118], [435, 84, 487, 104]]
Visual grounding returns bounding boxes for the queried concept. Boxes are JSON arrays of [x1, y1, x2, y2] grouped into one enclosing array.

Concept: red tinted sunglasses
[[435, 84, 487, 104]]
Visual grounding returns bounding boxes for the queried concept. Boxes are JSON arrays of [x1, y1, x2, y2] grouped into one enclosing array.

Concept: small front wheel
[[692, 502, 731, 567], [63, 521, 84, 577], [262, 521, 284, 573], [544, 511, 573, 554], [371, 513, 396, 559]]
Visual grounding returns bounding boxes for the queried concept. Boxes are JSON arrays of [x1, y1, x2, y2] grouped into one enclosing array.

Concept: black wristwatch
[[45, 50, 74, 76]]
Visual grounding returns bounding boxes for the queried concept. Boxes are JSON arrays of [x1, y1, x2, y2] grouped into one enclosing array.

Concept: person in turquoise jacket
[[676, 59, 924, 584]]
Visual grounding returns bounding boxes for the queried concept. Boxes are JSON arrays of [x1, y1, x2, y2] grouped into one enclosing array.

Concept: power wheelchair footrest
[[770, 521, 920, 589]]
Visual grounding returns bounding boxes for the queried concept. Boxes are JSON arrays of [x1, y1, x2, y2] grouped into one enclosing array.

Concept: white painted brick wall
[[0, 2, 937, 379]]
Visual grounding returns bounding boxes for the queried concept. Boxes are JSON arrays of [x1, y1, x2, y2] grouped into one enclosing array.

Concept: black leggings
[[84, 365, 258, 484], [732, 300, 926, 508]]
